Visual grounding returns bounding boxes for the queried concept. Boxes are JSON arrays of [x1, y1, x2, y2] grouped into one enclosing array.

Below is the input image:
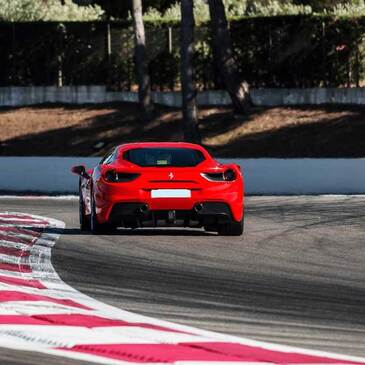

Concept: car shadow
[[28, 226, 217, 237]]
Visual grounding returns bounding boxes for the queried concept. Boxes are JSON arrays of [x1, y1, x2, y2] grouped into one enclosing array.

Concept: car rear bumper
[[94, 181, 244, 224], [107, 201, 236, 228]]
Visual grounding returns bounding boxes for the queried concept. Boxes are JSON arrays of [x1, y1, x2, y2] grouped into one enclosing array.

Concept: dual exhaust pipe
[[139, 203, 203, 214], [139, 204, 149, 213], [194, 203, 203, 213]]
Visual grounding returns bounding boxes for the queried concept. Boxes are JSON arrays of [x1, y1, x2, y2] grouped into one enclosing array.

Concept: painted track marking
[[0, 212, 364, 364]]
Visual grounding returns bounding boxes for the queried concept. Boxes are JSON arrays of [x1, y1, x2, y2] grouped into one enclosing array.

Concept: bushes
[[0, 16, 365, 89], [149, 50, 179, 90], [229, 15, 365, 88], [0, 0, 103, 22]]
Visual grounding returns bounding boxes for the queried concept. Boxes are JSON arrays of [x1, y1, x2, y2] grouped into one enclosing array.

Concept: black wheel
[[79, 186, 90, 231], [90, 193, 113, 234], [218, 217, 244, 236]]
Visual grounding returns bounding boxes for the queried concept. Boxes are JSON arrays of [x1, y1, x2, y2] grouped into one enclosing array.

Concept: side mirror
[[71, 165, 90, 179]]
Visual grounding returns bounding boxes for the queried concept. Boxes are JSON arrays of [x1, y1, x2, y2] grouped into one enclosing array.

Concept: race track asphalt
[[0, 196, 364, 364]]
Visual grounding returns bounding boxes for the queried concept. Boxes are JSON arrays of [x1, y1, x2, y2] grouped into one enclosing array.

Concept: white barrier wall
[[2, 86, 365, 107], [1, 157, 365, 195]]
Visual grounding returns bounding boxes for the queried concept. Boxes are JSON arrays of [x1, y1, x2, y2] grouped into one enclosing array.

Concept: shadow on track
[[28, 226, 216, 237]]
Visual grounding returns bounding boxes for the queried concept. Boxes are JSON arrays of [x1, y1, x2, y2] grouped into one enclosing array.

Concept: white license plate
[[151, 189, 191, 198]]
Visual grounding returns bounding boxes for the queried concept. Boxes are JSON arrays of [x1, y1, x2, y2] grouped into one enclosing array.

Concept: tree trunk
[[131, 0, 152, 122], [207, 0, 251, 114], [180, 0, 201, 144]]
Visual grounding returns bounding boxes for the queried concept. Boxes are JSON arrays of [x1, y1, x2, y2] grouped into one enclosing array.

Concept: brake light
[[223, 169, 236, 181], [201, 172, 224, 181], [201, 169, 236, 182], [104, 170, 140, 183]]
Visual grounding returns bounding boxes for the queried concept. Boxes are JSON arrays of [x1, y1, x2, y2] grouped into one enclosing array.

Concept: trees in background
[[180, 0, 201, 143], [131, 0, 153, 122], [292, 0, 350, 12], [143, 0, 365, 19], [90, 0, 175, 20], [4, 0, 365, 141], [0, 0, 103, 21], [3, 0, 365, 22], [207, 0, 251, 114]]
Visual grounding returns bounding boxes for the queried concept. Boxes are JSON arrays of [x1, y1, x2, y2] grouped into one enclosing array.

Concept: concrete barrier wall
[[1, 86, 365, 107], [1, 157, 364, 195]]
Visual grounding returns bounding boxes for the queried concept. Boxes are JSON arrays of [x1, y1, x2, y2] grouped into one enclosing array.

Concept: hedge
[[0, 16, 364, 89]]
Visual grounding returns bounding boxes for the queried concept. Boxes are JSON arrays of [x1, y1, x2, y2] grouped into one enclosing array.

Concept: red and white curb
[[0, 212, 364, 365]]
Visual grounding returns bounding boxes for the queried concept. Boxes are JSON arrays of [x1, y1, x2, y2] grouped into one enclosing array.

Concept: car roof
[[115, 142, 212, 160], [117, 142, 203, 149]]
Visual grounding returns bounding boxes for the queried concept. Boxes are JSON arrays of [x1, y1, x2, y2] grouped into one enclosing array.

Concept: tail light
[[104, 170, 140, 183], [201, 169, 236, 182], [201, 172, 224, 181], [223, 169, 236, 181]]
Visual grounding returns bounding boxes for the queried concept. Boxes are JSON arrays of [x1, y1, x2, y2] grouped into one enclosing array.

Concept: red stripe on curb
[[59, 343, 244, 363], [0, 314, 130, 327], [0, 291, 91, 310], [0, 214, 48, 223], [0, 313, 189, 333], [0, 219, 48, 226], [0, 315, 47, 325], [0, 263, 32, 273], [0, 233, 33, 245], [0, 226, 41, 238], [34, 314, 189, 333], [184, 342, 365, 364], [59, 342, 365, 364], [0, 247, 30, 257], [0, 275, 46, 289]]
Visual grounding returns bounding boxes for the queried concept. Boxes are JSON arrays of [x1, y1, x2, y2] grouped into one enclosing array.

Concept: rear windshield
[[124, 148, 205, 167]]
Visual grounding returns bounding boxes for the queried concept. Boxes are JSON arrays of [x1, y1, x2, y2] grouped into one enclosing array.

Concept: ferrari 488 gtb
[[71, 142, 244, 235]]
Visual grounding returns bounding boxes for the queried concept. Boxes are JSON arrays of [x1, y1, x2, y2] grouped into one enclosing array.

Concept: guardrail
[[1, 157, 364, 195]]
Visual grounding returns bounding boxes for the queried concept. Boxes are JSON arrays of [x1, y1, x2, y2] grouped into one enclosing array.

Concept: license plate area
[[151, 189, 191, 198]]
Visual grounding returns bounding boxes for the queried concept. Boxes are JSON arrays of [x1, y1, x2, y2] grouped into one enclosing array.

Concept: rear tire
[[218, 217, 244, 236], [90, 193, 112, 234], [79, 186, 90, 232]]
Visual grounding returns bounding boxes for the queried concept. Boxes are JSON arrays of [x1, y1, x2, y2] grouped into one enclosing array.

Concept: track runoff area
[[0, 196, 364, 364]]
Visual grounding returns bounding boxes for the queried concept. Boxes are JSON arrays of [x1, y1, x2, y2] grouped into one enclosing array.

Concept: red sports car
[[71, 142, 244, 236]]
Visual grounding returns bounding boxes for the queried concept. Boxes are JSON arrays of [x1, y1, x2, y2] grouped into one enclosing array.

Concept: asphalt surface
[[0, 196, 365, 364]]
